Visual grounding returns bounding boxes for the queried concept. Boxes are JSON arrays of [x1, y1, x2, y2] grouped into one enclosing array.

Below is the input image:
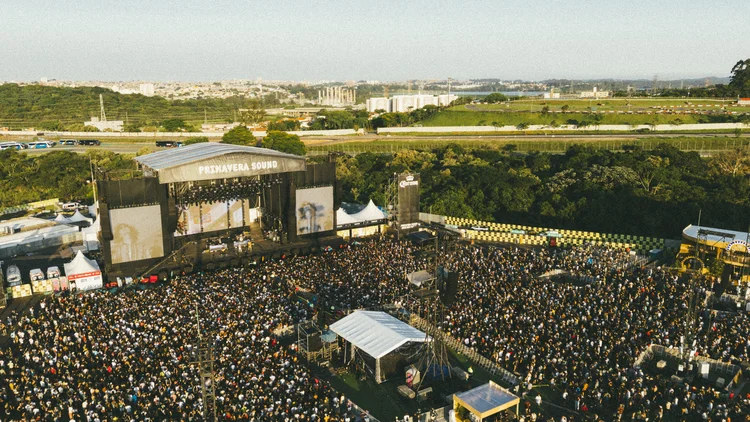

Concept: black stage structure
[[97, 143, 340, 280]]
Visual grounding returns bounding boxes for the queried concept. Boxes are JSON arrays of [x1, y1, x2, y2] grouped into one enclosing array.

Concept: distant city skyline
[[1, 0, 748, 82]]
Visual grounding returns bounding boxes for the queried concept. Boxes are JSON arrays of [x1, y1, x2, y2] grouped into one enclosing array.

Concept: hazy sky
[[2, 0, 748, 82]]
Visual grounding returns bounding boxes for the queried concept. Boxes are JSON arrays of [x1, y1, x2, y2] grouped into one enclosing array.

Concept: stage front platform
[[144, 234, 346, 278]]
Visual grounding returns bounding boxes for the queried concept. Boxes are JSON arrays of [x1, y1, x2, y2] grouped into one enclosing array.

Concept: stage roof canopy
[[454, 381, 520, 419], [683, 224, 749, 251], [330, 311, 429, 359], [135, 142, 307, 184]]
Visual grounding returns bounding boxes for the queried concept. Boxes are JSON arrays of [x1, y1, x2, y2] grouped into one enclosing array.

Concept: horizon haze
[[1, 0, 748, 82]]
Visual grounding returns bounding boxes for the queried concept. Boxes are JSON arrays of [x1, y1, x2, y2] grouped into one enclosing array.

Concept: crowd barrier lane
[[424, 213, 672, 255]]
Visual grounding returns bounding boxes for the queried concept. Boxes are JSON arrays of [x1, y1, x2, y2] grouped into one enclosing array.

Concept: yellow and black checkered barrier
[[446, 216, 666, 254], [31, 279, 54, 295], [11, 284, 33, 299]]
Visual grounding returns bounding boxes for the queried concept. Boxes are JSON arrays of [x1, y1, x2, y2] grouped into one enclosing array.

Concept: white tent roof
[[64, 251, 101, 277], [350, 200, 386, 222], [330, 311, 429, 359], [55, 213, 71, 224], [68, 210, 93, 224], [336, 208, 362, 226]]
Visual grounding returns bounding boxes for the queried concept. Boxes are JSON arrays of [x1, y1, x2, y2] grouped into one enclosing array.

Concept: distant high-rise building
[[139, 83, 155, 97], [318, 87, 356, 106]]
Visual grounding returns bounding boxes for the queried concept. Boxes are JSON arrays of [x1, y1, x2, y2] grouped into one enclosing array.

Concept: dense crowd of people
[[0, 271, 353, 421], [1, 238, 748, 421]]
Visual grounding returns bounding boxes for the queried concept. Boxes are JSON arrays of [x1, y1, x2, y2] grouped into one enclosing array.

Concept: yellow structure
[[681, 225, 750, 279], [453, 381, 520, 421]]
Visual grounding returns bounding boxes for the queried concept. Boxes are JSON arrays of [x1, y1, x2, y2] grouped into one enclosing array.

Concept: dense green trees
[[484, 93, 508, 103], [1, 142, 748, 240], [183, 136, 209, 145], [0, 84, 263, 131], [308, 110, 369, 130], [0, 150, 136, 207], [335, 144, 750, 238], [730, 58, 750, 96], [267, 119, 301, 131], [262, 131, 306, 156], [221, 125, 255, 146]]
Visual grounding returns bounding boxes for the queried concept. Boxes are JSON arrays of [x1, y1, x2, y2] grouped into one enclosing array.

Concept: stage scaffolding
[[298, 320, 339, 363]]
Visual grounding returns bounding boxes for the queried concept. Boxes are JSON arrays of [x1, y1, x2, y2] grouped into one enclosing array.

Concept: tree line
[[2, 143, 748, 239], [330, 144, 750, 239]]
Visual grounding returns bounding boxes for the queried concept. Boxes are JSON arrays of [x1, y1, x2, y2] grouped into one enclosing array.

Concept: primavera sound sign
[[198, 160, 279, 176]]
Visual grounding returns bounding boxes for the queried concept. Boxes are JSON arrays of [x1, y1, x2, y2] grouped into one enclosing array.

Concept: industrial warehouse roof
[[135, 142, 306, 184], [329, 311, 429, 359]]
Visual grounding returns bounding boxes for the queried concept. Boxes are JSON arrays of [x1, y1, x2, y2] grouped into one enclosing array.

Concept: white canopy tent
[[63, 251, 103, 291], [336, 208, 362, 226], [330, 310, 429, 383], [81, 216, 101, 251], [350, 200, 386, 222], [68, 210, 93, 225]]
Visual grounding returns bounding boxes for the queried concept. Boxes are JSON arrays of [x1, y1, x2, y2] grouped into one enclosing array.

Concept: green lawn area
[[454, 98, 749, 113], [420, 110, 711, 127]]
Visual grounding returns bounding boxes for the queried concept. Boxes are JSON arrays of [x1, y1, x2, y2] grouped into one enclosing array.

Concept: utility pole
[[99, 94, 107, 122]]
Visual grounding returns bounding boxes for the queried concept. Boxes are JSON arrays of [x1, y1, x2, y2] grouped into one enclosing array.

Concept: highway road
[[8, 131, 750, 156]]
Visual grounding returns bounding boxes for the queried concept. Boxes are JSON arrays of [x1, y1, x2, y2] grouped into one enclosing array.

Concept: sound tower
[[716, 265, 733, 296], [440, 271, 459, 306]]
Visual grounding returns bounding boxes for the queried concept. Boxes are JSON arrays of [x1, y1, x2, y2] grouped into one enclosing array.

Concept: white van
[[62, 202, 81, 211], [30, 268, 45, 281], [6, 265, 22, 287], [47, 266, 61, 279]]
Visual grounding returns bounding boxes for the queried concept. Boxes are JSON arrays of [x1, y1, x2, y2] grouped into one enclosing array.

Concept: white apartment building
[[580, 87, 610, 99], [366, 94, 458, 113]]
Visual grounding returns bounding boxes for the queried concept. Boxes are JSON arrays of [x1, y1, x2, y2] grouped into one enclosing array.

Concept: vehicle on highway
[[27, 141, 55, 149], [60, 139, 78, 146], [155, 140, 182, 148], [6, 264, 22, 287], [61, 202, 84, 211], [0, 141, 24, 150], [78, 139, 101, 146]]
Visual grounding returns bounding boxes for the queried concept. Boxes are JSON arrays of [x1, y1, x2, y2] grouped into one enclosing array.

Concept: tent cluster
[[336, 200, 386, 227], [54, 210, 93, 225]]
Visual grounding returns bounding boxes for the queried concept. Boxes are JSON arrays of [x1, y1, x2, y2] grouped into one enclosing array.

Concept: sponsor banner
[[397, 173, 420, 229], [67, 271, 102, 280]]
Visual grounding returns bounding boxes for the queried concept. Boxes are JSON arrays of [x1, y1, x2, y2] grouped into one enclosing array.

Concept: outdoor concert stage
[[96, 143, 340, 280]]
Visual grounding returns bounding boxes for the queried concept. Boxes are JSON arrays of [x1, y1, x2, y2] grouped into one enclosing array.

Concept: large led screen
[[175, 204, 202, 236], [229, 200, 244, 229], [109, 205, 165, 264], [296, 186, 334, 235], [201, 202, 229, 233]]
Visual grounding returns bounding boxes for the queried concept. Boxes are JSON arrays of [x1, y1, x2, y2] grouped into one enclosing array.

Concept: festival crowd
[[1, 238, 749, 421]]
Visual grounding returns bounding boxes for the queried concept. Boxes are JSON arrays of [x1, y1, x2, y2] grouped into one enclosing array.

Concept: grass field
[[455, 98, 750, 113], [419, 111, 721, 127], [307, 136, 750, 155]]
